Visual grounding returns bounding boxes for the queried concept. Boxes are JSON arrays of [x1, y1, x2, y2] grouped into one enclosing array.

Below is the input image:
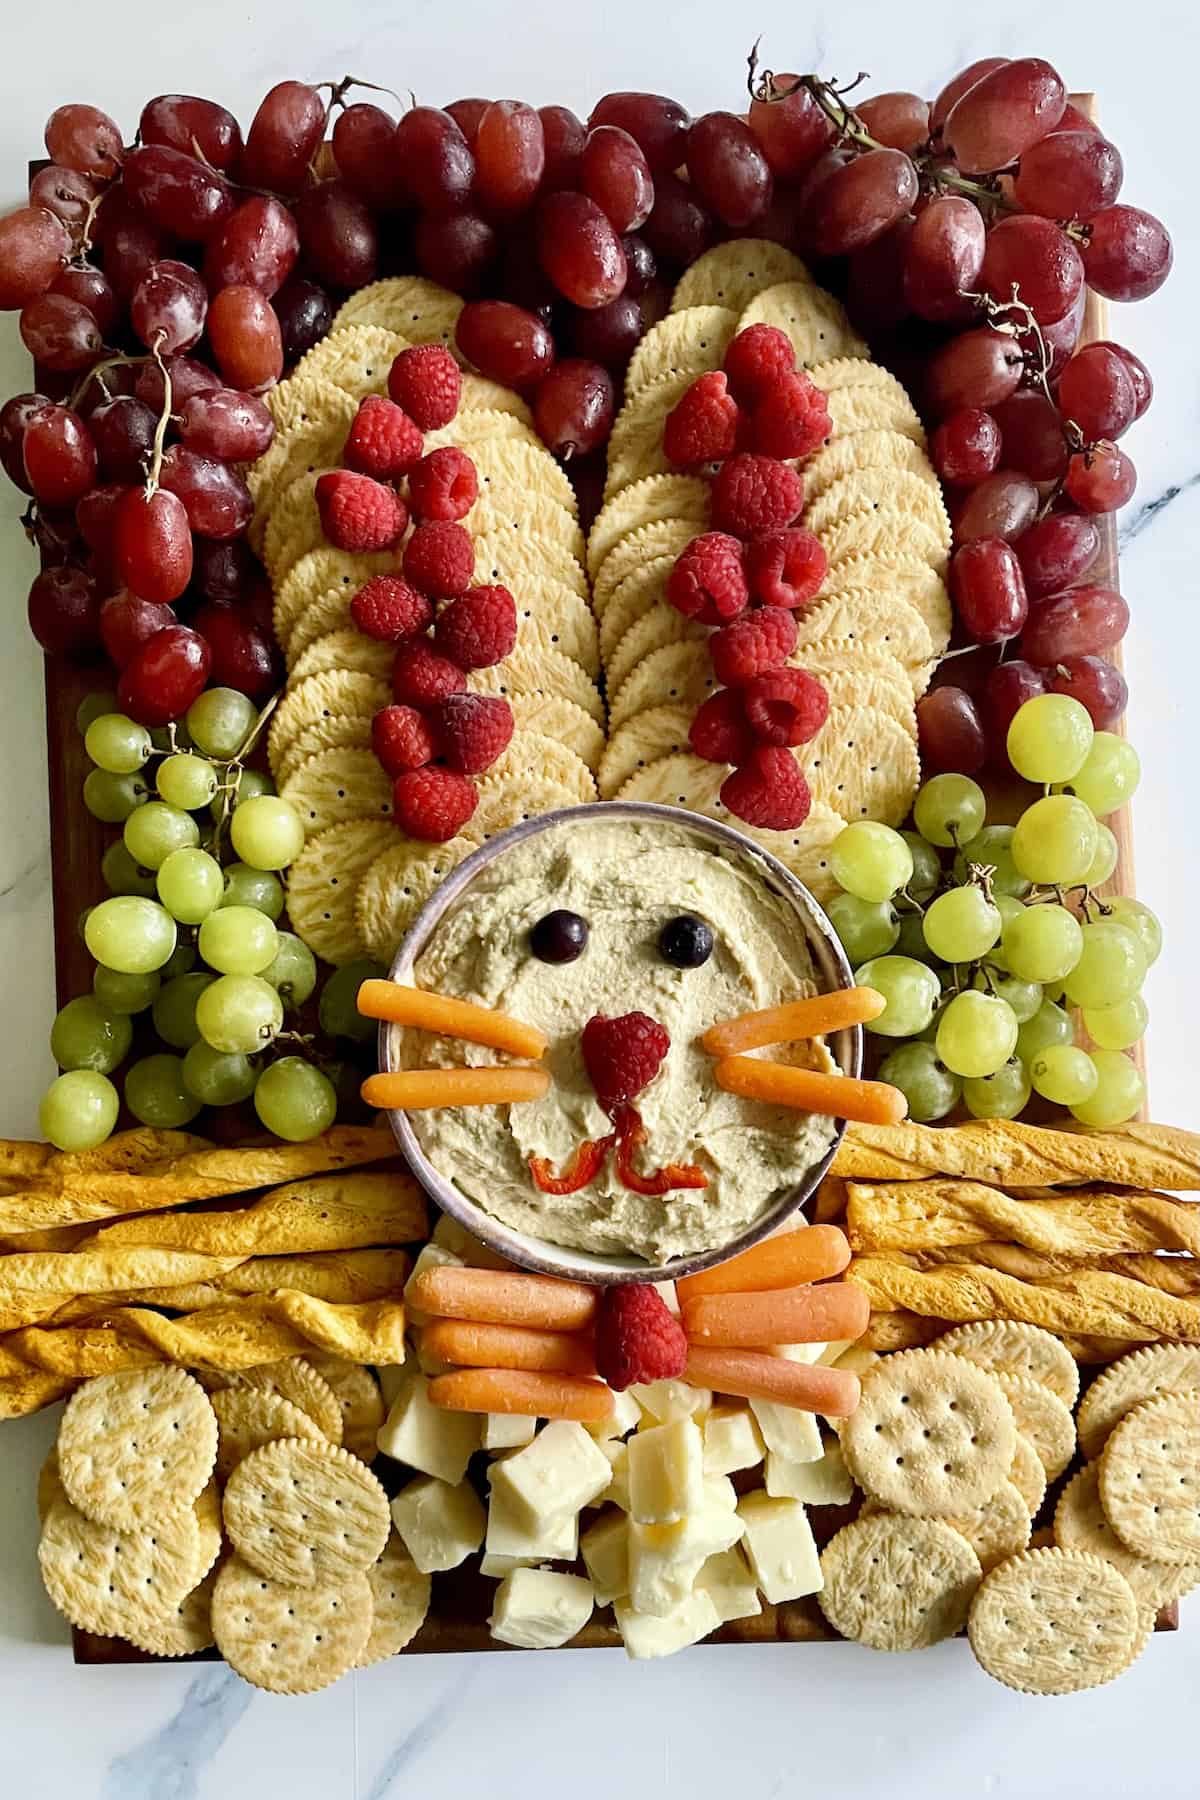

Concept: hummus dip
[[392, 816, 837, 1263]]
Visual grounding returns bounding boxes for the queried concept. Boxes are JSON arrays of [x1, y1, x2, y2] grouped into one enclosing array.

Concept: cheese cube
[[431, 1213, 471, 1256], [580, 1509, 630, 1605], [697, 1546, 762, 1625], [404, 1242, 461, 1326], [630, 1379, 711, 1424], [390, 1476, 484, 1573], [628, 1508, 744, 1617], [832, 1343, 879, 1377], [702, 1404, 765, 1476], [771, 1341, 827, 1364], [737, 1493, 823, 1604], [703, 1474, 738, 1512], [490, 1421, 611, 1530], [599, 1439, 630, 1511], [482, 1412, 538, 1451], [749, 1397, 822, 1464], [377, 1368, 480, 1481], [585, 1386, 643, 1441], [816, 1339, 853, 1366], [615, 1590, 721, 1660], [485, 1481, 579, 1564], [488, 1568, 594, 1649], [768, 1438, 855, 1507], [628, 1418, 704, 1525], [480, 1550, 537, 1578], [375, 1363, 407, 1409]]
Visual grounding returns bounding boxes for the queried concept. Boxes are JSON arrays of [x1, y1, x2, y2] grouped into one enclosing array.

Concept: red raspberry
[[666, 532, 749, 625], [662, 371, 741, 466], [315, 470, 408, 553], [434, 584, 518, 671], [372, 704, 437, 776], [742, 668, 829, 747], [744, 527, 828, 610], [407, 446, 479, 523], [392, 636, 466, 708], [392, 765, 478, 842], [595, 1285, 687, 1392], [403, 520, 474, 598], [350, 574, 433, 643], [710, 606, 798, 687], [387, 344, 462, 430], [711, 454, 803, 538], [721, 747, 813, 831], [343, 395, 424, 481], [723, 324, 796, 405], [581, 1011, 671, 1110], [688, 688, 755, 765], [750, 371, 832, 460], [431, 692, 514, 775]]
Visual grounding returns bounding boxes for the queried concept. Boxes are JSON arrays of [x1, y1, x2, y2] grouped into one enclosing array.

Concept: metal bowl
[[380, 801, 859, 1286]]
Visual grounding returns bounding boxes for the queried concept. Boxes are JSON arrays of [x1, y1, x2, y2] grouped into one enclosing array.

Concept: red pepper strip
[[613, 1106, 708, 1196], [529, 1132, 616, 1195]]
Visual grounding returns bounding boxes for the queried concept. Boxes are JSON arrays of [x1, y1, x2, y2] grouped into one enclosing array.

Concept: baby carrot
[[357, 980, 548, 1060], [421, 1318, 597, 1378], [675, 1223, 850, 1304], [361, 1067, 550, 1110], [407, 1265, 599, 1332], [429, 1368, 613, 1422], [684, 1347, 860, 1417], [682, 1280, 870, 1348], [703, 987, 885, 1056], [713, 1057, 907, 1126]]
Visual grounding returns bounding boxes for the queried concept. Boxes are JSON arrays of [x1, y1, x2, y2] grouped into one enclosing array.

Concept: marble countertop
[[1, 1, 1197, 1793]]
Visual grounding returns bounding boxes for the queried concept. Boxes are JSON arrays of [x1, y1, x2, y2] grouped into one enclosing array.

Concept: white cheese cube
[[488, 1567, 594, 1649], [832, 1343, 879, 1376], [771, 1341, 827, 1364], [490, 1421, 612, 1530], [702, 1404, 765, 1476], [703, 1474, 738, 1512], [485, 1482, 579, 1564], [375, 1363, 407, 1409], [580, 1509, 630, 1605], [482, 1412, 538, 1451], [585, 1387, 643, 1441], [768, 1438, 855, 1507], [390, 1476, 484, 1574], [697, 1546, 762, 1625], [480, 1550, 537, 1578], [749, 1397, 823, 1464], [628, 1508, 744, 1617], [630, 1379, 711, 1424], [431, 1214, 471, 1256], [404, 1242, 461, 1326], [599, 1439, 630, 1511], [376, 1368, 480, 1482], [816, 1339, 853, 1366], [737, 1493, 823, 1604], [627, 1418, 704, 1525], [615, 1590, 721, 1660]]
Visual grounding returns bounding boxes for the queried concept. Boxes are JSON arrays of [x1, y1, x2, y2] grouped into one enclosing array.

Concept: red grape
[[29, 507, 83, 567], [29, 164, 99, 229], [1020, 586, 1130, 663], [1056, 102, 1103, 136], [204, 196, 300, 297], [747, 73, 833, 177], [802, 147, 917, 256], [161, 445, 253, 540], [274, 278, 333, 362], [642, 172, 713, 267], [455, 299, 555, 389], [23, 406, 96, 505], [190, 600, 279, 700], [50, 266, 118, 337], [951, 537, 1029, 643], [991, 390, 1068, 482], [533, 359, 615, 457], [135, 355, 221, 414], [857, 91, 931, 152], [570, 293, 643, 370], [498, 237, 558, 322], [981, 214, 1084, 325], [536, 192, 626, 308], [96, 204, 165, 303], [1081, 205, 1173, 302], [620, 233, 656, 295], [207, 286, 284, 391], [943, 58, 1066, 173], [474, 101, 546, 215], [118, 624, 210, 726], [1047, 654, 1128, 729], [179, 389, 274, 462], [0, 392, 51, 492], [930, 408, 1001, 486], [445, 99, 490, 146], [687, 114, 773, 230], [123, 146, 235, 242], [930, 59, 1009, 134], [1058, 344, 1137, 441], [241, 82, 327, 195], [45, 104, 123, 181], [91, 396, 157, 482], [1014, 512, 1100, 598], [76, 482, 128, 576], [1064, 443, 1137, 514], [113, 487, 194, 603], [140, 95, 241, 171], [983, 658, 1047, 749], [393, 108, 475, 213], [927, 328, 1024, 414], [28, 564, 101, 657], [588, 92, 690, 174], [916, 685, 987, 773], [99, 590, 177, 668], [130, 259, 207, 355], [0, 207, 72, 309], [19, 294, 102, 371], [191, 537, 262, 604], [293, 181, 378, 290], [1093, 340, 1151, 420], [539, 106, 587, 191], [332, 104, 407, 210], [846, 217, 915, 333], [1018, 281, 1085, 381], [903, 194, 985, 321], [414, 211, 499, 295], [954, 470, 1040, 544], [1013, 131, 1123, 219]]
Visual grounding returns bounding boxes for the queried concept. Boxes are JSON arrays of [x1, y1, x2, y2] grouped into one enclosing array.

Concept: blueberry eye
[[530, 910, 588, 963], [659, 914, 714, 968]]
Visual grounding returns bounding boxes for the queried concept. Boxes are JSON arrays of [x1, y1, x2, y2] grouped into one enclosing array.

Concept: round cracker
[[609, 641, 716, 731], [356, 1531, 431, 1666], [58, 1367, 217, 1532], [804, 704, 920, 827], [303, 1354, 385, 1463], [292, 324, 410, 399], [805, 470, 952, 553], [599, 556, 674, 667], [222, 1437, 390, 1586], [608, 603, 706, 697], [814, 507, 947, 574], [1077, 1345, 1200, 1459], [268, 670, 389, 784], [355, 835, 478, 964], [818, 1513, 981, 1649], [738, 280, 868, 367], [262, 467, 338, 583], [603, 372, 694, 501], [793, 590, 935, 695], [472, 523, 589, 603], [841, 1348, 1016, 1517], [945, 1479, 1032, 1573], [821, 383, 926, 447], [992, 1371, 1076, 1482], [274, 548, 397, 663], [227, 1357, 345, 1447], [194, 1478, 223, 1584], [423, 406, 542, 457], [587, 474, 711, 579], [289, 628, 394, 689], [212, 1389, 330, 1482], [286, 819, 399, 968], [625, 305, 739, 398], [472, 645, 604, 727], [39, 1494, 200, 1638], [274, 715, 378, 791], [279, 748, 394, 838], [483, 732, 597, 805], [467, 488, 586, 565], [513, 575, 600, 677], [1055, 1461, 1200, 1612], [1010, 1432, 1048, 1522], [264, 372, 357, 442], [333, 276, 464, 354], [125, 1561, 220, 1658], [1099, 1391, 1200, 1565], [968, 1547, 1140, 1695], [818, 554, 952, 653], [594, 518, 702, 616], [469, 773, 581, 839], [801, 429, 938, 501], [798, 655, 917, 745], [458, 372, 533, 423], [212, 1554, 372, 1694], [598, 704, 695, 799], [938, 1322, 1081, 1411], [506, 692, 604, 771], [469, 434, 577, 517], [672, 239, 812, 316]]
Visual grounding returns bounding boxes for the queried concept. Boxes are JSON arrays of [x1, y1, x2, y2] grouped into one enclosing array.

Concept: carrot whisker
[[702, 987, 885, 1057], [357, 980, 548, 1059], [362, 1067, 550, 1111], [714, 1056, 906, 1127]]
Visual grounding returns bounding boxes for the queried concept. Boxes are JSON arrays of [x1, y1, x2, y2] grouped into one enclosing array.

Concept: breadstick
[[911, 1243, 1200, 1295], [421, 1319, 597, 1377], [714, 1057, 906, 1126], [676, 1225, 850, 1303], [832, 1120, 1200, 1189], [361, 1067, 550, 1110], [860, 1310, 948, 1353], [703, 987, 885, 1056], [407, 1265, 598, 1331], [683, 1347, 860, 1416], [812, 1175, 849, 1225], [429, 1368, 612, 1421], [847, 1180, 1200, 1256], [681, 1280, 869, 1347], [80, 1171, 426, 1257], [356, 979, 548, 1059]]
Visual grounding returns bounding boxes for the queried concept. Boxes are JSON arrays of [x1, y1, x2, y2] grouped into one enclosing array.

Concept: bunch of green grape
[[40, 688, 383, 1153], [827, 693, 1155, 1129]]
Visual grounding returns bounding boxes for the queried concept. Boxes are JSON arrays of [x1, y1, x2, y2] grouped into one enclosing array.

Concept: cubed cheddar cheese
[[697, 1546, 762, 1625], [490, 1420, 612, 1530], [736, 1493, 823, 1604], [377, 1368, 480, 1481], [488, 1568, 594, 1649], [485, 1481, 580, 1564], [702, 1404, 765, 1476], [628, 1418, 704, 1525], [482, 1412, 538, 1452], [580, 1508, 630, 1605], [390, 1476, 485, 1574], [614, 1589, 721, 1660], [630, 1379, 711, 1424], [749, 1397, 823, 1465]]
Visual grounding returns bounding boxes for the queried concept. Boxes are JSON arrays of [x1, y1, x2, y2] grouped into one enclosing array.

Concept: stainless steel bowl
[[380, 801, 859, 1285]]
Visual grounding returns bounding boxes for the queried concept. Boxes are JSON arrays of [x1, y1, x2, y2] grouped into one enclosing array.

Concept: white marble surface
[[0, 0, 1198, 1792]]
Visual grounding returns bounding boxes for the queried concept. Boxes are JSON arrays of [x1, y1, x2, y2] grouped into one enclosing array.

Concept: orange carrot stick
[[429, 1368, 613, 1421], [682, 1280, 870, 1348], [703, 987, 885, 1056], [684, 1348, 860, 1417], [407, 1265, 599, 1332], [361, 1067, 550, 1110], [421, 1319, 597, 1378], [714, 1056, 906, 1126], [675, 1224, 850, 1305], [357, 980, 548, 1059]]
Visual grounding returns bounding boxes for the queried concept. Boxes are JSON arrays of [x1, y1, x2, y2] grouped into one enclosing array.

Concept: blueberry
[[659, 914, 714, 968], [530, 909, 589, 963]]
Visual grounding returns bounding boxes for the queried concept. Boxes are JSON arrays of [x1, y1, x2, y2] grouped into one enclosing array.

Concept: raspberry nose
[[580, 1010, 671, 1112]]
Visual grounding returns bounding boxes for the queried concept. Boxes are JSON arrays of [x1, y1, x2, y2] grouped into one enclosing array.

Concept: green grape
[[1016, 999, 1075, 1065], [157, 753, 220, 811], [160, 940, 198, 980], [1011, 794, 1098, 885], [1062, 920, 1146, 1009], [829, 822, 913, 903], [1083, 993, 1149, 1052], [186, 686, 258, 760], [230, 795, 305, 871], [85, 896, 177, 974], [1070, 1050, 1145, 1127], [985, 894, 1025, 971], [828, 893, 900, 964], [85, 712, 153, 775], [1001, 904, 1084, 984], [1030, 1044, 1099, 1106], [195, 974, 284, 1055], [953, 825, 1030, 899], [83, 768, 151, 824], [1084, 823, 1119, 889], [124, 1053, 204, 1128], [76, 690, 118, 735], [893, 911, 934, 962], [254, 1056, 338, 1141], [1103, 897, 1162, 968], [922, 886, 1001, 963], [913, 774, 987, 849], [264, 932, 319, 1009], [101, 840, 157, 899], [211, 767, 276, 824], [1061, 732, 1140, 817], [319, 958, 388, 1041], [181, 1040, 260, 1107], [973, 968, 1042, 1024], [39, 1069, 119, 1151], [900, 831, 942, 903], [150, 721, 192, 754], [198, 905, 279, 976], [963, 1058, 1031, 1120], [157, 848, 225, 926], [50, 994, 132, 1074], [221, 863, 285, 920], [854, 955, 941, 1038], [936, 990, 1019, 1078], [123, 801, 200, 872], [877, 1042, 961, 1122], [152, 972, 216, 1050], [1006, 693, 1093, 784], [93, 965, 160, 1014]]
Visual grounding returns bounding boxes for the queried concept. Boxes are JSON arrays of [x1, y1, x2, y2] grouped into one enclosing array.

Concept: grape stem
[[207, 689, 282, 855], [66, 349, 148, 415], [143, 335, 173, 498], [322, 74, 408, 112]]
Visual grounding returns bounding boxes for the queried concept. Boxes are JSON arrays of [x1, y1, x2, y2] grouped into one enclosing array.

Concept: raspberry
[[431, 692, 514, 775], [742, 668, 829, 747], [709, 606, 798, 687], [315, 470, 408, 553], [721, 746, 813, 831], [666, 532, 749, 625], [433, 584, 518, 670], [343, 395, 424, 481], [711, 454, 803, 538], [407, 446, 479, 523], [372, 704, 437, 776], [662, 371, 741, 466], [403, 520, 474, 598], [750, 371, 832, 460], [392, 636, 466, 708], [744, 527, 828, 610], [350, 574, 433, 643], [387, 344, 461, 430], [595, 1285, 687, 1392], [581, 1011, 670, 1111], [723, 324, 796, 405], [688, 688, 755, 765], [391, 765, 478, 842]]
